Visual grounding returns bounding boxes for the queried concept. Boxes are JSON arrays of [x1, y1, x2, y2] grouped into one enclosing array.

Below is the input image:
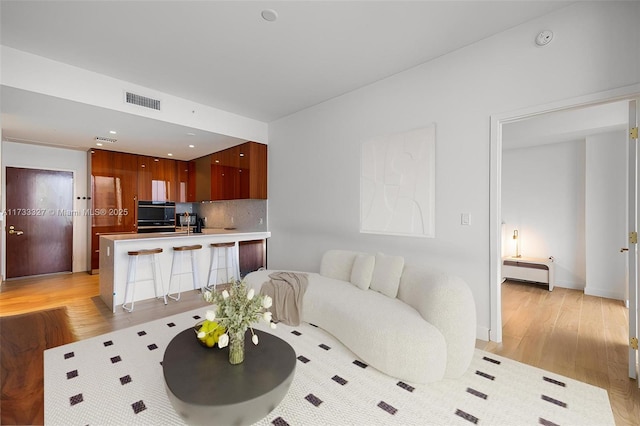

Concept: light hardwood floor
[[1, 273, 638, 425], [0, 272, 212, 339], [476, 280, 640, 426]]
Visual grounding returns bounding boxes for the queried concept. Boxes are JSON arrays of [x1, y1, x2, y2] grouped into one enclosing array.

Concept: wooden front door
[[5, 167, 73, 278]]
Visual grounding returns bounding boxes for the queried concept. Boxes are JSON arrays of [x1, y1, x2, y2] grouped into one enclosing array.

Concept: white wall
[[267, 2, 640, 338], [1, 141, 89, 274], [502, 141, 586, 289], [585, 131, 628, 300]]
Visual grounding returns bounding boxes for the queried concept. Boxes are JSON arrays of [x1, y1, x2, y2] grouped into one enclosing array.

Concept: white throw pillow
[[320, 250, 359, 281], [370, 253, 404, 298], [350, 254, 375, 290]]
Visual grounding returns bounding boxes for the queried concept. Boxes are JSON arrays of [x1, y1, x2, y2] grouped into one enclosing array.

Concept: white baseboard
[[553, 280, 584, 290], [584, 286, 625, 301], [476, 325, 490, 342]]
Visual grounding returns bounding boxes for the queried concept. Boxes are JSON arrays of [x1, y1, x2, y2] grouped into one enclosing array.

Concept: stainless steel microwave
[[137, 201, 176, 233]]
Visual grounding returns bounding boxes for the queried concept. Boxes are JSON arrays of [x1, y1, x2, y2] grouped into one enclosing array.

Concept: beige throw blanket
[[260, 272, 309, 326]]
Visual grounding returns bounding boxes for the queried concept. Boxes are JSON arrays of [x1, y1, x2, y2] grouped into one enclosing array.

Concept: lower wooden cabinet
[[239, 239, 266, 278]]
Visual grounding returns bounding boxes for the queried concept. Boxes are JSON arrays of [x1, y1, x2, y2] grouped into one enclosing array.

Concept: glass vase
[[229, 330, 245, 365]]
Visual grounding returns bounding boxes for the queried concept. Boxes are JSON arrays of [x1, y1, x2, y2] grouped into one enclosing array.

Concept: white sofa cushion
[[370, 253, 404, 298], [320, 250, 359, 282], [350, 253, 375, 290]]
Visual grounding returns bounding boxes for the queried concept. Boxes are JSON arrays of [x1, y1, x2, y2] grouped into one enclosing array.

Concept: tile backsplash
[[177, 199, 267, 231]]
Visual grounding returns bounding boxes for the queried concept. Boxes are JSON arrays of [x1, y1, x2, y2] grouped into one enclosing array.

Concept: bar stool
[[167, 244, 203, 301], [206, 242, 240, 290], [123, 248, 167, 312]]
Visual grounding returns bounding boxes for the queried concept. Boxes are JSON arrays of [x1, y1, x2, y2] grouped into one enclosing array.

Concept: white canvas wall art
[[360, 125, 435, 237]]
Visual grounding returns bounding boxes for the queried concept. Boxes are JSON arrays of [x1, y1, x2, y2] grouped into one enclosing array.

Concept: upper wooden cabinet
[[176, 160, 196, 203], [248, 142, 267, 199], [137, 156, 177, 202], [209, 142, 267, 200]]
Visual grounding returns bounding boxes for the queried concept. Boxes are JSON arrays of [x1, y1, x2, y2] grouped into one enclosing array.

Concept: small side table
[[502, 256, 555, 291], [163, 328, 296, 426]]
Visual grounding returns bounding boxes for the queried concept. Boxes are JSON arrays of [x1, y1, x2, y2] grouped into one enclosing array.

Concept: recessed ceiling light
[[109, 130, 117, 134], [261, 9, 278, 22], [96, 142, 103, 146], [168, 153, 173, 157], [189, 144, 195, 148], [187, 132, 196, 136]]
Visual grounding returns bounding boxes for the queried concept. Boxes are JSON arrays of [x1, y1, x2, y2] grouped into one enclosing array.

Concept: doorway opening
[[490, 85, 640, 382]]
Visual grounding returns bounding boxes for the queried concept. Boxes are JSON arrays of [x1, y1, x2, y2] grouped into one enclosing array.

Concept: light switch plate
[[461, 213, 471, 225]]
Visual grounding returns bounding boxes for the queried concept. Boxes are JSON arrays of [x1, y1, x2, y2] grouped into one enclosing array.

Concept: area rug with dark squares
[[44, 307, 614, 425]]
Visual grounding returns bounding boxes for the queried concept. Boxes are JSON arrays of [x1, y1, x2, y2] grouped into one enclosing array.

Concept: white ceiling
[[1, 1, 575, 160]]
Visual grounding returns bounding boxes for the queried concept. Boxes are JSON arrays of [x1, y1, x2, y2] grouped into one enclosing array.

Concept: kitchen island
[[99, 230, 270, 312]]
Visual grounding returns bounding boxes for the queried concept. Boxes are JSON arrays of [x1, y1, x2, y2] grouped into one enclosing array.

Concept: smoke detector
[[261, 9, 278, 22], [535, 30, 553, 47]]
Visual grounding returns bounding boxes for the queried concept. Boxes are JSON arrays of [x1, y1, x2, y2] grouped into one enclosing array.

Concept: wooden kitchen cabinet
[[247, 142, 267, 199], [138, 156, 177, 202], [137, 155, 152, 201], [239, 239, 266, 278], [89, 149, 139, 272], [176, 160, 196, 202], [210, 148, 231, 200], [210, 142, 267, 200]]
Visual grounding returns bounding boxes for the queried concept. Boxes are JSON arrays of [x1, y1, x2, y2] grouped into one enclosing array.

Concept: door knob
[[620, 248, 629, 252], [8, 225, 24, 236]]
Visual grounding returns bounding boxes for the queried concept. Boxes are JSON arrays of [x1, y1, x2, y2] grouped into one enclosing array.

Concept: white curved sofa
[[244, 250, 476, 384]]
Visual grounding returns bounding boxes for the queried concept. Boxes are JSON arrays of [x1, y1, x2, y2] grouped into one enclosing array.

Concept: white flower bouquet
[[201, 280, 274, 363]]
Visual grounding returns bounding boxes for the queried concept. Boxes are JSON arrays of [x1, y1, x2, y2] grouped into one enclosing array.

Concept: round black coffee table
[[163, 328, 296, 426]]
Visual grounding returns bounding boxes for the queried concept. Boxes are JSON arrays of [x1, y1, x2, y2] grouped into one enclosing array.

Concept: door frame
[[1, 164, 77, 281], [628, 99, 639, 381], [489, 83, 640, 343]]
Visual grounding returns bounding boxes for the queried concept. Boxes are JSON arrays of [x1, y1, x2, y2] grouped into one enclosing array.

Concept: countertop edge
[[100, 230, 271, 242]]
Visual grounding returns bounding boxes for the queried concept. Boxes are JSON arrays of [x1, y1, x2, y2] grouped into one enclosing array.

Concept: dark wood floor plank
[[0, 308, 76, 425]]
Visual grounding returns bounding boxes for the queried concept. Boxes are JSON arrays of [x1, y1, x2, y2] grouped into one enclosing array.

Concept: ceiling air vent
[[95, 136, 117, 144], [125, 91, 161, 111]]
